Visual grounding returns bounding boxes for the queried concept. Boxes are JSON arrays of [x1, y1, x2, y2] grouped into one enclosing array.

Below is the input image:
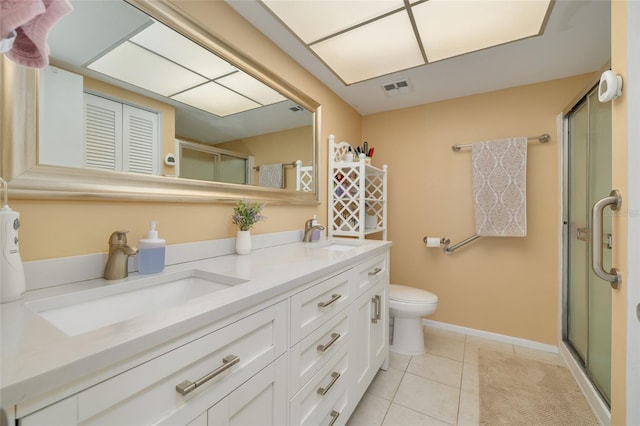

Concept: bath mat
[[478, 348, 599, 426]]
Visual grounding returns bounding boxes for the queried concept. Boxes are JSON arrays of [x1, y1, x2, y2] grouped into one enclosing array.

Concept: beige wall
[[12, 0, 362, 261], [610, 1, 628, 424], [363, 74, 594, 344]]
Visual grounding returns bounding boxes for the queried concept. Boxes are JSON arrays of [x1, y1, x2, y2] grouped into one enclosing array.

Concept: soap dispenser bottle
[[138, 221, 165, 274]]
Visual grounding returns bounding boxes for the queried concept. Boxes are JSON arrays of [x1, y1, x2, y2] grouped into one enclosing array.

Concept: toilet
[[389, 284, 438, 355]]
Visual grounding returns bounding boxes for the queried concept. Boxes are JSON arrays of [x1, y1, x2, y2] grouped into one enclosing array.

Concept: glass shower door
[[566, 88, 612, 403]]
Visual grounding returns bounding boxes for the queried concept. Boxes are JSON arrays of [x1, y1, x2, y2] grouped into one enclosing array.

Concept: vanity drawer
[[290, 346, 350, 426], [316, 388, 349, 426], [76, 301, 287, 425], [353, 253, 387, 295], [289, 309, 350, 395], [290, 270, 353, 345]]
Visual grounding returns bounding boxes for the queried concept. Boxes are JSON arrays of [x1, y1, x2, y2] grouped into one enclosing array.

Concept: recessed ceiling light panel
[[130, 22, 236, 79], [87, 41, 207, 96], [311, 11, 424, 84], [171, 83, 260, 117], [261, 0, 404, 43], [413, 0, 552, 62], [216, 71, 287, 105]]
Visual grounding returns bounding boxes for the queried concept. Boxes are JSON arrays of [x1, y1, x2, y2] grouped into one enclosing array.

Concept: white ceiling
[[226, 0, 611, 115]]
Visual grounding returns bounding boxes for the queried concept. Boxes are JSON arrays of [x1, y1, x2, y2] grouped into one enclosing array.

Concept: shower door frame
[[560, 87, 611, 425]]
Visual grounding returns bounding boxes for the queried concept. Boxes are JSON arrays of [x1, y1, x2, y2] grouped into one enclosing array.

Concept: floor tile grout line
[[455, 334, 468, 425], [380, 354, 410, 426], [387, 401, 457, 426]]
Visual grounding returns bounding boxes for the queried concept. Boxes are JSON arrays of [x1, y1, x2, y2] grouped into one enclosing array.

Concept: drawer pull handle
[[329, 410, 340, 426], [371, 294, 382, 323], [318, 293, 341, 308], [317, 332, 341, 352], [317, 371, 341, 396], [175, 354, 240, 396], [368, 267, 382, 277]]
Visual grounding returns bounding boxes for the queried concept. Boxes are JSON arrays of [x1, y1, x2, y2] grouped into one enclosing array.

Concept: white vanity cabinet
[[205, 354, 288, 425], [13, 245, 390, 426], [350, 253, 389, 403], [352, 280, 388, 401], [289, 251, 389, 425], [19, 301, 287, 426]]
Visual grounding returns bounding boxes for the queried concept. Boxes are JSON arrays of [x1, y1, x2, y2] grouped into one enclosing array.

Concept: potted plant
[[232, 199, 266, 254]]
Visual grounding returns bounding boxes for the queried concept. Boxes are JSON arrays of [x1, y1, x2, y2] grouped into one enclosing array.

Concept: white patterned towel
[[258, 163, 284, 188], [472, 138, 527, 237]]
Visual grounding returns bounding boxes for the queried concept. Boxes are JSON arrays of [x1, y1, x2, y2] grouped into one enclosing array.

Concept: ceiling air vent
[[289, 105, 304, 112], [382, 79, 411, 97]]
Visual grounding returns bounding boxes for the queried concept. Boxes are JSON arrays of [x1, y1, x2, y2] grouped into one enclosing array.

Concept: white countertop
[[0, 238, 391, 409]]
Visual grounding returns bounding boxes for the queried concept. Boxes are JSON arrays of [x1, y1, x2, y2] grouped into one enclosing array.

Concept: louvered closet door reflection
[[123, 105, 158, 175], [84, 93, 159, 175], [84, 93, 123, 171]]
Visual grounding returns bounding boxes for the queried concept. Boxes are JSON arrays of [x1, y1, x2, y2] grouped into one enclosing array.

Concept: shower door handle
[[591, 190, 622, 289]]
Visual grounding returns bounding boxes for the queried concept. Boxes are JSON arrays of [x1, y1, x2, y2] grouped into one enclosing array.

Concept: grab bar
[[443, 234, 481, 255], [591, 190, 622, 288]]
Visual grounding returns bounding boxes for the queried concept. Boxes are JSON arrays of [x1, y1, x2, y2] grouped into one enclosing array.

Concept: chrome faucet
[[303, 218, 325, 243], [104, 231, 137, 280]]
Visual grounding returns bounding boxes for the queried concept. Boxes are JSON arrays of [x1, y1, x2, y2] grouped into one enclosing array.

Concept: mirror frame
[[0, 0, 321, 205]]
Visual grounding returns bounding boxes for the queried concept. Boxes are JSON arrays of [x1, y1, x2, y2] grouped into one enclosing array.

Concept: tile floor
[[347, 325, 568, 426]]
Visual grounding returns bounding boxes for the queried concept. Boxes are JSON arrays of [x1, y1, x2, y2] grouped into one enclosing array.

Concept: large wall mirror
[[1, 0, 320, 204]]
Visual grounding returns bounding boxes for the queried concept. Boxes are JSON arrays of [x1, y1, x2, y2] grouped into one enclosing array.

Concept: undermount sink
[[322, 243, 359, 252], [26, 270, 246, 336], [307, 240, 364, 252]]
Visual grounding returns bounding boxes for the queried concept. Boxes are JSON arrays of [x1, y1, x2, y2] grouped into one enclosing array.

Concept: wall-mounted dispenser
[[164, 153, 176, 166], [598, 70, 623, 102], [0, 178, 26, 303]]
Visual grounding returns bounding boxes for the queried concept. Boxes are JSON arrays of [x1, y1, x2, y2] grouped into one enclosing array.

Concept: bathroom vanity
[[0, 239, 390, 425]]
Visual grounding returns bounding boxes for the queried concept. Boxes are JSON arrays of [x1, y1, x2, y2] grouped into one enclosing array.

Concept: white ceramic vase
[[236, 230, 252, 255]]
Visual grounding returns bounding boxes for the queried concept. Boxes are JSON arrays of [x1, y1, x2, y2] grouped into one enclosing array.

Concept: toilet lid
[[390, 284, 438, 303]]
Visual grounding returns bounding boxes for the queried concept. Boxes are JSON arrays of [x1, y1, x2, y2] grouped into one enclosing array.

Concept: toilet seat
[[390, 284, 438, 304]]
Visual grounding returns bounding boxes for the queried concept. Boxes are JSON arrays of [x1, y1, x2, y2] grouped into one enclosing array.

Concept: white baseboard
[[422, 319, 558, 353], [559, 342, 610, 426]]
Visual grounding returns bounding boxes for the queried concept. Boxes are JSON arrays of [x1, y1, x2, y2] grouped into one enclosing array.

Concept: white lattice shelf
[[328, 134, 387, 240]]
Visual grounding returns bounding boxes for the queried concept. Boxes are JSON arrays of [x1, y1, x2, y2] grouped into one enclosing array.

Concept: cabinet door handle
[[328, 410, 340, 426], [317, 371, 341, 396], [317, 332, 341, 352], [371, 294, 381, 323], [318, 293, 341, 308], [175, 354, 240, 396], [368, 267, 382, 277]]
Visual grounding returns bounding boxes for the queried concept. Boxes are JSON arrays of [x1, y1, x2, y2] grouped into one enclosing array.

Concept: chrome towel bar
[[451, 134, 550, 152]]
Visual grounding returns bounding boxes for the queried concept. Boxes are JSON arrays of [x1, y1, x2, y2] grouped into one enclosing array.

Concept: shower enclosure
[[564, 85, 612, 405]]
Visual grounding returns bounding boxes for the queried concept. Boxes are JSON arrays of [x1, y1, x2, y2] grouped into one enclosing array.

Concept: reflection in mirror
[[38, 0, 315, 193]]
